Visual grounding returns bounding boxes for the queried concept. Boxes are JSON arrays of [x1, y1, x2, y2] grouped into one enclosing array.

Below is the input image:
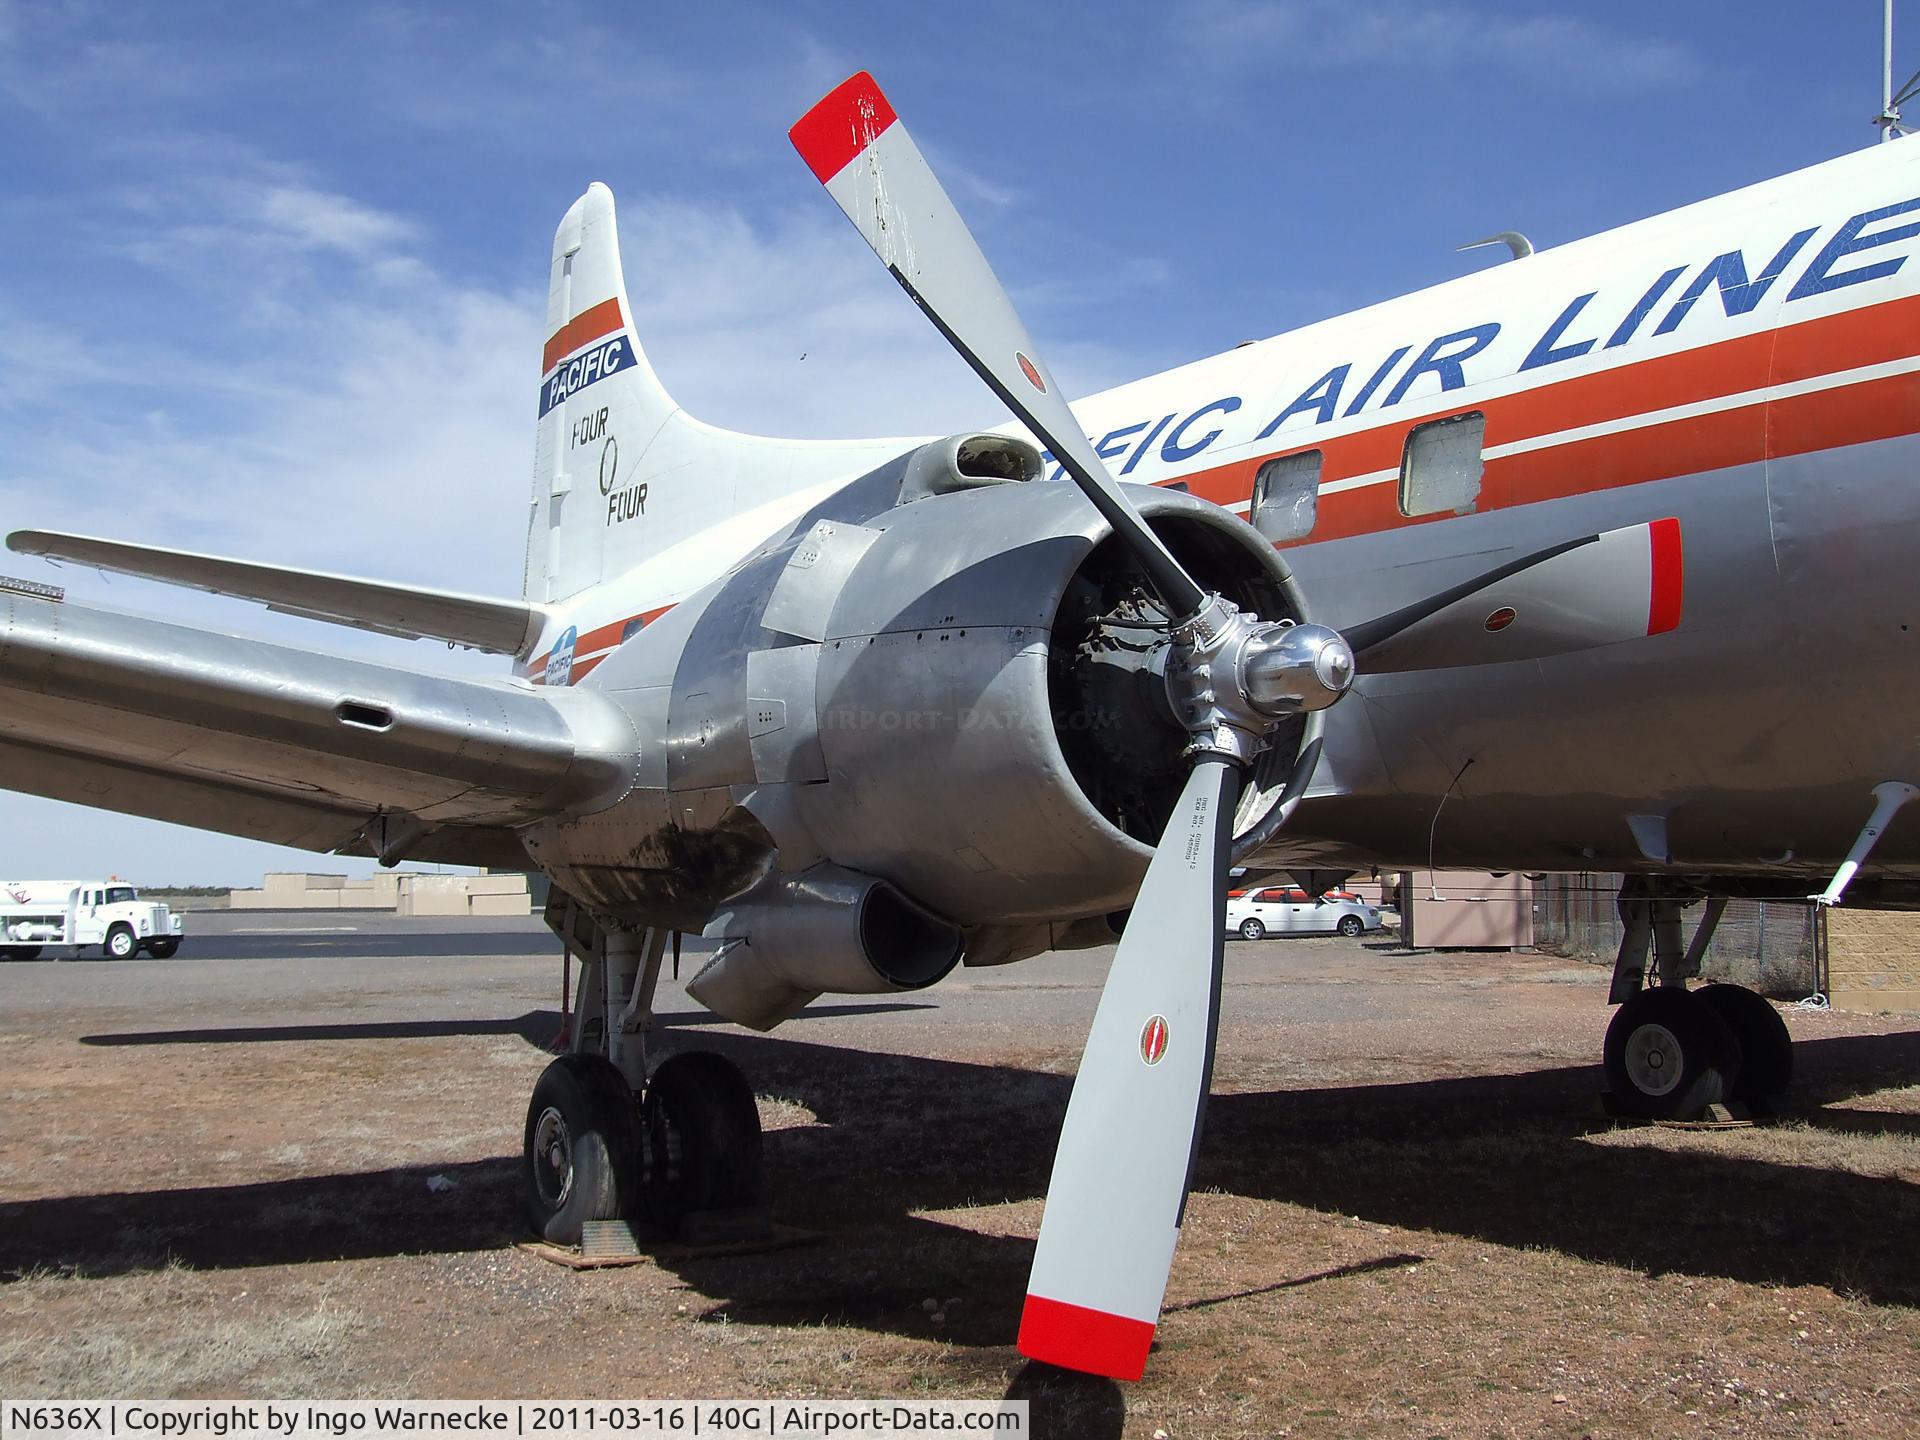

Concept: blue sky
[[0, 0, 1900, 882]]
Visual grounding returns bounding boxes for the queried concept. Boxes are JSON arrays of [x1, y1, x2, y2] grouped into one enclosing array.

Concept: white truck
[[0, 881, 185, 960]]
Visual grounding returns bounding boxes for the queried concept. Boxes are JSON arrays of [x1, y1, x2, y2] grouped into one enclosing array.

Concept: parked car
[[1224, 886, 1384, 940]]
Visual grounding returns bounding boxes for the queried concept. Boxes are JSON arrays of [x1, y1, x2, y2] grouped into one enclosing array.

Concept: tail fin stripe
[[542, 296, 627, 374]]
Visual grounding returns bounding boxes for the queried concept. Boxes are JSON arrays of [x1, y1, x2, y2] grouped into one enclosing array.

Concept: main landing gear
[[1602, 881, 1795, 1120], [523, 894, 767, 1247]]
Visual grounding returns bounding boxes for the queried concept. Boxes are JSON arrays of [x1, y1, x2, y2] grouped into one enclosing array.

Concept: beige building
[[230, 870, 532, 917], [1393, 870, 1535, 949], [1825, 908, 1920, 1012]]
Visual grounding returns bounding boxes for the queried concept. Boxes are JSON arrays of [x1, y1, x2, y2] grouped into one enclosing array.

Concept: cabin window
[[1250, 450, 1321, 541], [1399, 411, 1485, 517]]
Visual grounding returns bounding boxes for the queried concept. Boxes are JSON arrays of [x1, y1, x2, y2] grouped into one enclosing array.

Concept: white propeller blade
[[788, 72, 1691, 1387], [790, 72, 1205, 617], [1019, 758, 1241, 1380]]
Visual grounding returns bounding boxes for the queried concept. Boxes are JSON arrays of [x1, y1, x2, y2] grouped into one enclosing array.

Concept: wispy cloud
[[258, 185, 421, 258], [1177, 0, 1707, 92]]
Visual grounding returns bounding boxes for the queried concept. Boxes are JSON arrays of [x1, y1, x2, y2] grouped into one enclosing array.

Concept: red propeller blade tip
[[1017, 1294, 1155, 1381], [790, 71, 899, 185]]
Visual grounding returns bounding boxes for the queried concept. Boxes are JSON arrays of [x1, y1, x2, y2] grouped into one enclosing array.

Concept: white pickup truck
[[0, 880, 185, 960]]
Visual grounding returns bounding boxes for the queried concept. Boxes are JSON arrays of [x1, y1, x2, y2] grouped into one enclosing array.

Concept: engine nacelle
[[687, 863, 962, 1030], [523, 433, 1324, 935]]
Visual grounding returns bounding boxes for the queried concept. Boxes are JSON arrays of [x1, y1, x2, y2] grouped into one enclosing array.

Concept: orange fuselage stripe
[[527, 294, 1920, 675]]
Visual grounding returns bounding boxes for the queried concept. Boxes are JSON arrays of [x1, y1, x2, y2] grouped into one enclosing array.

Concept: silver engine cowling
[[522, 434, 1326, 1015]]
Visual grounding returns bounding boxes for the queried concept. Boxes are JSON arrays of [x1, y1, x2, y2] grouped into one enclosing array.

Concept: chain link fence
[[1532, 873, 1822, 998]]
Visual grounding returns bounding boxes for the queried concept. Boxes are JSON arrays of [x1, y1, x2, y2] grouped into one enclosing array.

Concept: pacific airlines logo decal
[[1140, 1014, 1169, 1066], [539, 298, 632, 418], [543, 626, 578, 688]]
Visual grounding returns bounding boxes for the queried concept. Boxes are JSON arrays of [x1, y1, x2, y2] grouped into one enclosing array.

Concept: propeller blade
[[791, 73, 1206, 618], [1019, 756, 1242, 1380], [1343, 517, 1682, 673]]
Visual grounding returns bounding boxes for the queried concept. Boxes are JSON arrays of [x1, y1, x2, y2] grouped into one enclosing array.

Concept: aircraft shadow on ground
[[76, 1004, 937, 1048], [42, 933, 563, 964], [5, 1029, 1918, 1357]]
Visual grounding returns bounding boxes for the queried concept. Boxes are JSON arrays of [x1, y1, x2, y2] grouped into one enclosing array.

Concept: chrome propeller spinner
[[1163, 597, 1353, 763]]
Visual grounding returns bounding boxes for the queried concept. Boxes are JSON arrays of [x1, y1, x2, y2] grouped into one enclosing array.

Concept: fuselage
[[527, 138, 1920, 882]]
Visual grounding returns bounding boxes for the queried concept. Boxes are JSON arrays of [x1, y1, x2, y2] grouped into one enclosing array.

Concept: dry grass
[[0, 1262, 361, 1398], [2, 945, 1917, 1435]]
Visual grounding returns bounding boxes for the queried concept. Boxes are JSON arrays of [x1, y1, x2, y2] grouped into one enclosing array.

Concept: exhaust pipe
[[689, 864, 962, 1031]]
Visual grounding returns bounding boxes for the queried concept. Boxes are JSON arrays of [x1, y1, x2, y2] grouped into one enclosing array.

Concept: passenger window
[[1250, 450, 1321, 541], [1399, 411, 1485, 517]]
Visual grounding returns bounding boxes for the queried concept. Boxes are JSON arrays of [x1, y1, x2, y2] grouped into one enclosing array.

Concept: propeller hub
[[1165, 598, 1354, 764]]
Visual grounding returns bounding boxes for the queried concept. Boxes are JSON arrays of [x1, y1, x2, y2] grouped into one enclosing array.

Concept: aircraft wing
[[8, 530, 545, 657], [0, 589, 635, 866]]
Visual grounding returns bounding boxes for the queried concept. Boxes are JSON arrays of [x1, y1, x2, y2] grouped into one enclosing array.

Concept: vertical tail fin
[[524, 184, 913, 604]]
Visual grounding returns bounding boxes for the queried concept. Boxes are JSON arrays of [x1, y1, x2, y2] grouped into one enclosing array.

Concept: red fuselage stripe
[[1169, 293, 1920, 535], [527, 296, 1920, 677]]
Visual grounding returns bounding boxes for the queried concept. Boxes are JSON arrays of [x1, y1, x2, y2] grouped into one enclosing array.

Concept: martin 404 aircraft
[[5, 72, 1920, 1379]]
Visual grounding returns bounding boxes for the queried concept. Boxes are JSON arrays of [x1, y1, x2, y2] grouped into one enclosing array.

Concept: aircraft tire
[[146, 940, 180, 959], [1603, 987, 1742, 1120], [1696, 983, 1793, 1103], [639, 1051, 763, 1233], [1239, 919, 1266, 941], [523, 1054, 640, 1245], [103, 926, 137, 961]]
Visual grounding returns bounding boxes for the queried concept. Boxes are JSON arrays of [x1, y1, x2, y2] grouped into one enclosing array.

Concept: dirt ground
[[1, 923, 1917, 1439]]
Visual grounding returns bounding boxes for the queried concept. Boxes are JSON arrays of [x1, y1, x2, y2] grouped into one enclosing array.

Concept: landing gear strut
[[523, 891, 767, 1246], [1602, 880, 1794, 1119]]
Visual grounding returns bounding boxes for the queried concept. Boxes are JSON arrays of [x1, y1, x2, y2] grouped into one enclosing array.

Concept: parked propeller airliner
[[4, 71, 1918, 1380]]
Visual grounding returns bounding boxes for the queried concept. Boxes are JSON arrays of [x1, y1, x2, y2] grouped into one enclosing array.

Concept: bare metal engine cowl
[[523, 433, 1323, 936]]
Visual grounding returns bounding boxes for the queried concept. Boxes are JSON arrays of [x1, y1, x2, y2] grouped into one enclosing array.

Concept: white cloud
[[258, 184, 421, 258], [1177, 0, 1706, 91], [0, 10, 1190, 882], [0, 168, 1174, 661], [606, 193, 1165, 440]]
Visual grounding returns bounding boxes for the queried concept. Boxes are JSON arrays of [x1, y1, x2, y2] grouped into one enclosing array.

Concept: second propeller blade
[[1018, 756, 1242, 1380]]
